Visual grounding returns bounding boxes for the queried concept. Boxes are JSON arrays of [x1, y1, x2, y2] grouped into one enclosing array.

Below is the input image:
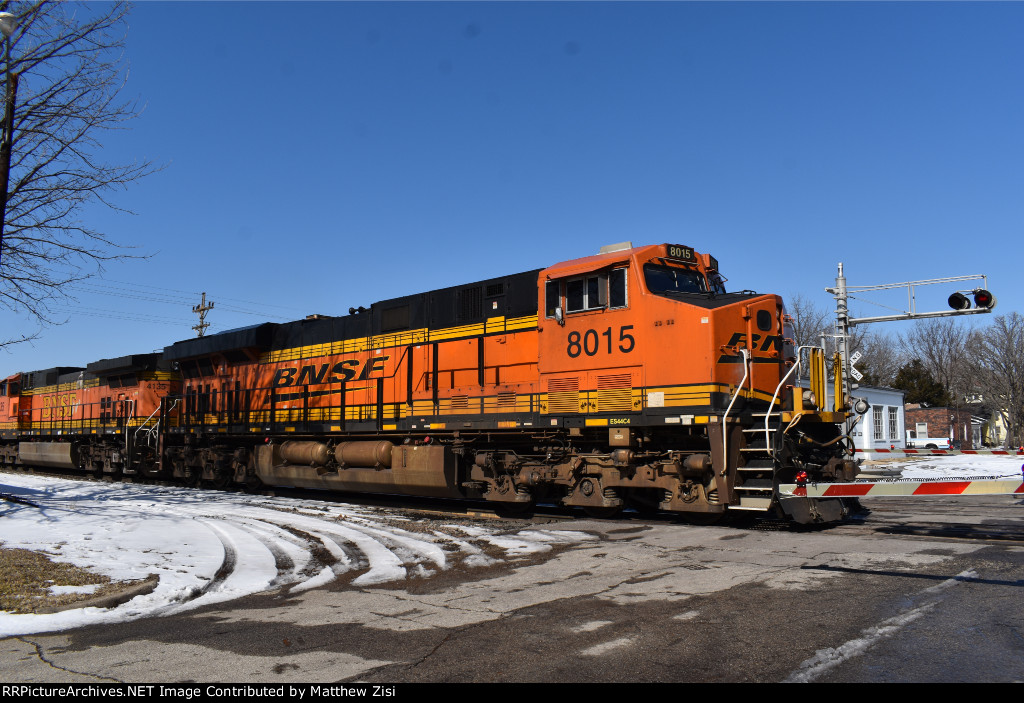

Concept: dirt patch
[[0, 546, 155, 614]]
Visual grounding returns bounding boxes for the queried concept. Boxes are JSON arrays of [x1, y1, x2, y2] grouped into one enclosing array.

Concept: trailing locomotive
[[0, 242, 859, 523]]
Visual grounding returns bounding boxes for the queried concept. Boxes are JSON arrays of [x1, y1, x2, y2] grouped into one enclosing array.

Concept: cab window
[[547, 268, 629, 317], [643, 264, 707, 296], [566, 276, 603, 312]]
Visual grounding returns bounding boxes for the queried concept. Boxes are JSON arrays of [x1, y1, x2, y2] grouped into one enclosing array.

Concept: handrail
[[720, 349, 749, 476], [764, 345, 823, 459]]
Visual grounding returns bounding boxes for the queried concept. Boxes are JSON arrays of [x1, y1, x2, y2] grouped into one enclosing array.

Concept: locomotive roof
[[20, 366, 86, 390], [86, 353, 167, 376], [539, 246, 638, 279], [163, 269, 542, 360], [163, 322, 278, 361]]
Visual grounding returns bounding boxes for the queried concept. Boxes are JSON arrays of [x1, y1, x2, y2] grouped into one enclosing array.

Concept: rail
[[720, 349, 749, 475], [763, 345, 824, 459]]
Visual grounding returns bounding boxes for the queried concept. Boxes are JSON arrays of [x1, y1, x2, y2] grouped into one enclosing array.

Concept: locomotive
[[0, 242, 860, 523]]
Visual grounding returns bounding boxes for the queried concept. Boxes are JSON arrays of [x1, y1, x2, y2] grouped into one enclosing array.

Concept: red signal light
[[973, 289, 996, 309], [795, 470, 808, 486]]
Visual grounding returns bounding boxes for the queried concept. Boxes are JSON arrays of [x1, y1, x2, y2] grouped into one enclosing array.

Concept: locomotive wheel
[[244, 475, 264, 493], [625, 489, 661, 517], [212, 468, 233, 490], [183, 469, 201, 488]]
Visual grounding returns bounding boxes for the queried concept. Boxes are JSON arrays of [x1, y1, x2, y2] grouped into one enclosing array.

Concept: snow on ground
[[869, 454, 1024, 481], [2, 455, 1020, 637], [0, 473, 593, 637]]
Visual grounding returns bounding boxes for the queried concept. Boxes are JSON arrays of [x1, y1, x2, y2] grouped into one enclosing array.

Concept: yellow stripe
[[260, 316, 541, 364]]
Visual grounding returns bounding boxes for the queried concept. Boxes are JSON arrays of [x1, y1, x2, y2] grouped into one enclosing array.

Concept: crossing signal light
[[973, 289, 996, 309], [948, 292, 971, 310], [948, 289, 997, 311]]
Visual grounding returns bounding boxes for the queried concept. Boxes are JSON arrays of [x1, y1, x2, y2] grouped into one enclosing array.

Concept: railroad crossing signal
[[849, 350, 863, 382], [826, 266, 995, 425], [948, 289, 996, 311]]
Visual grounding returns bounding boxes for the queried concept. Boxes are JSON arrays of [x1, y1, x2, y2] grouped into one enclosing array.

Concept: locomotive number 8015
[[0, 242, 859, 523]]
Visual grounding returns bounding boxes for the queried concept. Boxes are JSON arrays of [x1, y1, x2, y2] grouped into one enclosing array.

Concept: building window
[[888, 407, 898, 441], [873, 405, 884, 440]]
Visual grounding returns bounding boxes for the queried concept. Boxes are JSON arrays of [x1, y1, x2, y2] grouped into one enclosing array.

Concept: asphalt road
[[4, 494, 1023, 683]]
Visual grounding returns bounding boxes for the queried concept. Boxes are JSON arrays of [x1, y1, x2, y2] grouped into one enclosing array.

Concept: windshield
[[643, 264, 707, 296]]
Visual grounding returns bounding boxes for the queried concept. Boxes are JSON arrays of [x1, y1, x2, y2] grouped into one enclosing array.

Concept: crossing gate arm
[[778, 479, 1024, 498]]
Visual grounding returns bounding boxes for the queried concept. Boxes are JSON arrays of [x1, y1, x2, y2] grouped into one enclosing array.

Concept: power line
[[74, 278, 313, 313]]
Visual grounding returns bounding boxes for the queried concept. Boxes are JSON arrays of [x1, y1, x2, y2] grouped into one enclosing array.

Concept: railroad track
[[6, 466, 1022, 542]]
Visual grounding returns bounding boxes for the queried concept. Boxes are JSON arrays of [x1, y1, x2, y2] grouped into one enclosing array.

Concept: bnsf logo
[[725, 332, 782, 352], [272, 356, 390, 388]]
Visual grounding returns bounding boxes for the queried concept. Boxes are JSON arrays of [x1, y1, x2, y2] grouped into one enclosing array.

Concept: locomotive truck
[[1, 242, 861, 523]]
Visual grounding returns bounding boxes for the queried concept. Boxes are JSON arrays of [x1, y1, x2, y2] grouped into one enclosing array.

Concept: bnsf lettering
[[725, 332, 782, 353], [42, 393, 78, 408], [273, 356, 391, 388]]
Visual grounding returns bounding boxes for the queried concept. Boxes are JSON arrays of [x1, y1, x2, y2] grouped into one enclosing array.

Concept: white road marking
[[783, 570, 977, 683]]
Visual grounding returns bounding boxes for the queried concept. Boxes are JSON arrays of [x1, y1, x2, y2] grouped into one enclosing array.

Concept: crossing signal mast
[[773, 266, 1021, 500], [825, 265, 996, 414]]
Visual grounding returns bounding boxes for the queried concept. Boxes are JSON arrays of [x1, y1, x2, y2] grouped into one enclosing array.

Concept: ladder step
[[737, 495, 773, 509]]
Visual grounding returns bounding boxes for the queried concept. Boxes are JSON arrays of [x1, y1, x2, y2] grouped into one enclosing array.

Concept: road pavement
[[4, 494, 1023, 683]]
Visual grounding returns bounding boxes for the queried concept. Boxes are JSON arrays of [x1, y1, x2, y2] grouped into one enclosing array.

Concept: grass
[[0, 545, 141, 614]]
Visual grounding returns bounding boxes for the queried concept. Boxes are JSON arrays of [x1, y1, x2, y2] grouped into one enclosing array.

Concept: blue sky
[[1, 1, 1021, 372]]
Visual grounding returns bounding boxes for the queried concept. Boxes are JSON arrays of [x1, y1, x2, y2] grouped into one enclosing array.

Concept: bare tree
[[784, 292, 832, 351], [848, 327, 902, 387], [0, 1, 155, 342], [899, 318, 976, 406], [785, 292, 903, 386], [971, 313, 1024, 448]]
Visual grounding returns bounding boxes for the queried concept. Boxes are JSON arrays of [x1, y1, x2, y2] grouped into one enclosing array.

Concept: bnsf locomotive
[[0, 243, 859, 523]]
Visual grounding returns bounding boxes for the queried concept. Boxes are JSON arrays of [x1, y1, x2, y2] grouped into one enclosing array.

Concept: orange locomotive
[[2, 243, 858, 523], [158, 242, 857, 523], [0, 355, 179, 473]]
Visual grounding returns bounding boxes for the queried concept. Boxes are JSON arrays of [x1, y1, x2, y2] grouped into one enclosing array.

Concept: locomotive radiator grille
[[596, 374, 633, 413], [547, 378, 581, 413]]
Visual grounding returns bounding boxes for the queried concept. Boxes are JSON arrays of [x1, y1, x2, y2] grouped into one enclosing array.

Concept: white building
[[850, 386, 907, 452]]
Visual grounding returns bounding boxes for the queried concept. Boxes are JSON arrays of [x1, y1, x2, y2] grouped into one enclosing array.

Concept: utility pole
[[192, 292, 214, 337]]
